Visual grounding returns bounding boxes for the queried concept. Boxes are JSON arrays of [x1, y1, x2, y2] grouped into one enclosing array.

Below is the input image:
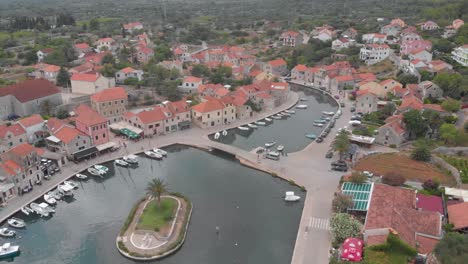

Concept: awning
[[0, 183, 14, 193], [72, 147, 98, 161], [96, 141, 117, 151], [120, 128, 140, 139], [109, 122, 143, 134], [46, 135, 61, 143]]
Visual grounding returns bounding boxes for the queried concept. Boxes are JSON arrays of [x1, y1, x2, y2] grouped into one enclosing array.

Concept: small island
[[116, 178, 192, 260]]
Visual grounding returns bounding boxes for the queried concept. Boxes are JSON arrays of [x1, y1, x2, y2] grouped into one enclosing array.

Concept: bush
[[330, 213, 362, 244], [332, 193, 354, 213], [349, 172, 367, 184], [382, 172, 405, 186], [411, 145, 431, 161], [422, 179, 440, 191]]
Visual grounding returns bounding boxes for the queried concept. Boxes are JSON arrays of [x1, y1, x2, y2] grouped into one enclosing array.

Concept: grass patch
[[363, 233, 417, 264], [120, 198, 145, 236], [136, 197, 177, 231], [439, 154, 468, 183]]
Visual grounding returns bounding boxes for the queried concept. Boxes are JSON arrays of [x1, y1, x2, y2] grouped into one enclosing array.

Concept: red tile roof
[[448, 202, 468, 230], [423, 104, 447, 113], [417, 193, 444, 215], [0, 79, 60, 103], [123, 22, 143, 30], [71, 72, 100, 82], [135, 107, 169, 124], [98, 37, 114, 43], [335, 75, 354, 82], [183, 76, 203, 83], [18, 114, 44, 128], [90, 87, 127, 103], [75, 104, 107, 125], [0, 160, 22, 176], [192, 98, 225, 113], [35, 63, 60, 72], [74, 43, 90, 50], [54, 126, 86, 144], [268, 58, 287, 67], [198, 83, 224, 94], [46, 118, 66, 133], [293, 64, 308, 72], [0, 124, 26, 138], [9, 143, 36, 157], [165, 100, 190, 114], [120, 67, 136, 74], [399, 95, 423, 111]]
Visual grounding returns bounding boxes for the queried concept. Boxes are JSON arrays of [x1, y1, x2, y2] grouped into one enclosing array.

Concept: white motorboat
[[281, 112, 291, 116], [255, 121, 266, 126], [64, 181, 78, 189], [265, 141, 276, 148], [285, 191, 301, 202], [114, 159, 129, 167], [264, 117, 272, 122], [248, 123, 258, 128], [238, 126, 249, 131], [320, 116, 331, 121], [313, 123, 324, 127], [296, 104, 308, 109], [49, 190, 62, 200], [322, 111, 335, 116], [271, 116, 282, 120], [43, 194, 57, 205], [222, 130, 228, 136], [277, 145, 284, 151], [300, 98, 308, 101], [94, 165, 108, 174], [87, 167, 102, 176], [0, 243, 19, 258], [123, 155, 138, 164], [39, 202, 55, 214], [7, 218, 25, 229], [214, 132, 220, 139], [21, 206, 34, 215], [285, 110, 296, 114], [276, 113, 283, 117], [145, 151, 163, 160], [153, 148, 168, 156], [0, 228, 15, 238], [58, 184, 74, 197], [30, 203, 49, 217], [75, 173, 88, 180]]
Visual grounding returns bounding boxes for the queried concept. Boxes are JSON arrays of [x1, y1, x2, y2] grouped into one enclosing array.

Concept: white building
[[360, 44, 390, 65], [178, 76, 203, 94], [115, 67, 144, 83], [452, 45, 468, 67]]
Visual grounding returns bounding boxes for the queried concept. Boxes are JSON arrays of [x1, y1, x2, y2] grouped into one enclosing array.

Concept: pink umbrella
[[341, 238, 364, 262]]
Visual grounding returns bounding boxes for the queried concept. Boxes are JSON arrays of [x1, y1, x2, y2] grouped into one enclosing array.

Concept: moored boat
[[281, 112, 291, 116], [114, 159, 129, 167], [7, 218, 25, 229], [75, 173, 88, 180], [264, 117, 272, 122], [305, 133, 317, 139], [285, 110, 296, 114], [265, 141, 276, 148], [144, 151, 163, 160], [0, 228, 15, 238], [49, 190, 62, 200], [21, 206, 33, 215], [58, 184, 74, 197], [296, 104, 308, 109], [285, 191, 301, 202], [277, 145, 284, 151], [322, 111, 335, 116], [43, 194, 57, 205], [94, 165, 108, 174], [238, 126, 249, 131], [313, 119, 327, 124], [255, 121, 266, 126], [64, 180, 78, 189], [87, 167, 101, 176], [0, 243, 19, 259], [123, 155, 138, 164], [300, 98, 308, 101], [222, 130, 228, 136], [320, 116, 331, 121], [152, 148, 168, 156], [313, 123, 324, 127], [214, 132, 220, 139], [247, 123, 258, 128]]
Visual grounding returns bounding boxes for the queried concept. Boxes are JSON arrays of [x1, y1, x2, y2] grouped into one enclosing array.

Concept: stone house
[[90, 87, 128, 123], [178, 76, 203, 94], [115, 67, 144, 84], [46, 126, 92, 159], [70, 72, 116, 95], [263, 58, 288, 76], [420, 21, 439, 31], [417, 81, 443, 100], [360, 44, 390, 65], [0, 124, 27, 154], [375, 115, 406, 146], [17, 114, 46, 144], [74, 104, 110, 146], [355, 90, 379, 114], [191, 97, 236, 128], [279, 31, 303, 47], [34, 63, 61, 83]]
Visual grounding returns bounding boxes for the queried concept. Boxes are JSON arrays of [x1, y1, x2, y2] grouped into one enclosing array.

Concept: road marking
[[309, 217, 330, 231]]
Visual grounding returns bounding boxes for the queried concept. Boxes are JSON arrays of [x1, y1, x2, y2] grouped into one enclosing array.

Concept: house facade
[[451, 45, 468, 67], [74, 105, 109, 145], [90, 87, 128, 123], [360, 44, 390, 65], [355, 90, 379, 114], [191, 97, 236, 128], [34, 63, 61, 83], [0, 124, 27, 154], [263, 58, 288, 76], [375, 115, 406, 146], [178, 76, 203, 94], [46, 126, 92, 159], [115, 67, 144, 83], [70, 73, 116, 95], [17, 114, 46, 144], [279, 31, 303, 47]]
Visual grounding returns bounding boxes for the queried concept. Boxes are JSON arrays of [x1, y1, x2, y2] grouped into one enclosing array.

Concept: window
[[83, 140, 86, 144], [121, 100, 124, 103], [76, 143, 79, 147], [149, 125, 153, 128], [115, 101, 117, 104], [207, 114, 210, 118], [103, 133, 106, 138], [217, 112, 220, 116], [95, 135, 98, 140], [19, 138, 23, 142]]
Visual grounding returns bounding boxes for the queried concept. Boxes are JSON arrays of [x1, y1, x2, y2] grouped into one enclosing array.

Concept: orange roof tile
[[448, 202, 468, 230], [90, 87, 127, 103], [0, 124, 26, 138], [136, 107, 169, 124], [54, 126, 85, 144], [75, 104, 107, 125], [183, 76, 203, 83], [71, 73, 100, 82], [268, 58, 287, 67], [293, 64, 308, 72], [9, 143, 36, 157], [18, 114, 44, 127], [0, 160, 22, 176], [74, 43, 90, 50], [192, 98, 225, 113]]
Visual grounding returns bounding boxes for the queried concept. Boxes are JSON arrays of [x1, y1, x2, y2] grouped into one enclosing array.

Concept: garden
[[439, 154, 468, 183], [137, 197, 178, 231]]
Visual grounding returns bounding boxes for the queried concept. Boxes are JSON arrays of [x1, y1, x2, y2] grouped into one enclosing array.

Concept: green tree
[[100, 64, 117, 78], [44, 50, 67, 66], [397, 73, 418, 86], [89, 18, 100, 31], [440, 123, 458, 144], [411, 144, 431, 161], [146, 178, 168, 206], [40, 100, 52, 115], [423, 110, 443, 138], [154, 44, 173, 62], [191, 64, 210, 77], [349, 172, 367, 184], [441, 98, 461, 112], [333, 130, 351, 159], [382, 172, 406, 186], [433, 73, 465, 99], [101, 54, 116, 65], [330, 213, 362, 244], [403, 109, 426, 139], [434, 232, 468, 264], [332, 193, 354, 213], [56, 67, 70, 87]]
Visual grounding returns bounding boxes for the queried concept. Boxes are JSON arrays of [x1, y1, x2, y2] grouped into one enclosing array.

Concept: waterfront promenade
[[0, 86, 348, 264]]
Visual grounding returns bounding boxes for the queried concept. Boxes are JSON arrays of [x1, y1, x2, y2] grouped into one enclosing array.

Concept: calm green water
[[210, 87, 338, 153], [5, 146, 303, 264]]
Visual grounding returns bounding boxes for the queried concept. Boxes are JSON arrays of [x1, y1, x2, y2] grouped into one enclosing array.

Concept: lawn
[[355, 152, 455, 185], [439, 154, 468, 183], [363, 234, 417, 264], [137, 197, 177, 231]]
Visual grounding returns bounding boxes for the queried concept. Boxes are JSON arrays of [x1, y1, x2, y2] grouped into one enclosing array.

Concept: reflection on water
[[5, 146, 303, 264]]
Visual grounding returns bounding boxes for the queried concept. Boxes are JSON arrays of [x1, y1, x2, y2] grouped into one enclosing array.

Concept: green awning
[[120, 128, 140, 139], [341, 182, 374, 211]]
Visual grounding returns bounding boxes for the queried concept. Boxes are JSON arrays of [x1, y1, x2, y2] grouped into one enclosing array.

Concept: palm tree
[[333, 130, 351, 160], [146, 178, 168, 206]]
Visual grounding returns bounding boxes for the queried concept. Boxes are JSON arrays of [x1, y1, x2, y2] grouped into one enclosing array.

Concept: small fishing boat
[[222, 130, 228, 136], [305, 133, 317, 140], [75, 173, 88, 180], [43, 194, 57, 205], [0, 228, 15, 238], [285, 191, 301, 202], [265, 141, 276, 148], [296, 104, 308, 109], [300, 98, 308, 101], [94, 165, 108, 174], [153, 148, 168, 156], [64, 181, 78, 189], [123, 155, 138, 164], [255, 121, 266, 126], [114, 159, 129, 167], [0, 243, 19, 258], [49, 190, 62, 200], [29, 203, 49, 217], [145, 151, 163, 160], [276, 113, 284, 117], [285, 110, 296, 114], [313, 123, 324, 127], [264, 117, 272, 122], [58, 184, 74, 197], [21, 206, 34, 216], [277, 145, 284, 151], [322, 111, 335, 116], [281, 112, 291, 117], [214, 132, 220, 139], [7, 218, 25, 229], [238, 126, 249, 131], [320, 116, 331, 121], [88, 167, 102, 176], [313, 119, 327, 124], [248, 123, 258, 128]]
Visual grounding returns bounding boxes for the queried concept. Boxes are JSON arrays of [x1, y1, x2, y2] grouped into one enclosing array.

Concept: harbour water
[[5, 145, 303, 264], [210, 87, 338, 153]]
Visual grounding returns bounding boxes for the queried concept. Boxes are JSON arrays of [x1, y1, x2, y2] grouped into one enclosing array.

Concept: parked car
[[350, 106, 356, 112], [340, 102, 345, 107], [351, 115, 362, 121], [334, 95, 340, 99], [316, 137, 323, 143], [331, 160, 347, 166], [332, 165, 348, 172], [363, 171, 374, 178], [325, 151, 333, 159]]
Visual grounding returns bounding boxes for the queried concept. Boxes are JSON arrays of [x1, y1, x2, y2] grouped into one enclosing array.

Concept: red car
[[334, 95, 340, 99]]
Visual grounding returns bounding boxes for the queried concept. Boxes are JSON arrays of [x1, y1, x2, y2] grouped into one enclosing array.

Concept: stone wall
[[430, 155, 461, 187], [433, 147, 468, 156]]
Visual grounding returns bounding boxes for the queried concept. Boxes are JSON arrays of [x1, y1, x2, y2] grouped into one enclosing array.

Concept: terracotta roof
[[335, 75, 354, 82], [356, 89, 377, 97], [215, 87, 230, 97], [165, 100, 190, 114], [366, 43, 390, 49], [18, 114, 44, 127], [183, 76, 203, 83], [293, 64, 308, 72], [0, 79, 60, 103], [98, 37, 114, 43], [198, 83, 224, 94], [268, 58, 287, 67], [417, 193, 444, 215], [192, 98, 225, 113], [399, 95, 423, 111], [281, 30, 299, 37], [448, 202, 468, 230], [123, 22, 143, 29], [70, 62, 95, 73], [0, 160, 22, 176], [9, 143, 36, 157], [119, 67, 136, 74], [90, 87, 127, 103], [0, 124, 26, 138], [46, 118, 65, 133], [35, 63, 60, 72], [75, 104, 107, 125], [423, 104, 446, 113], [54, 126, 85, 144], [74, 43, 90, 50], [380, 79, 398, 86], [71, 72, 100, 82], [135, 107, 169, 124]]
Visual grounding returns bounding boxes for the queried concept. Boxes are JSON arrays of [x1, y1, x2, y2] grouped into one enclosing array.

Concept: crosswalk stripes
[[308, 217, 330, 231]]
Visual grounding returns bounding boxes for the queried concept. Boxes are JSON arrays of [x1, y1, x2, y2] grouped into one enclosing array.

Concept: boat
[[114, 159, 129, 167], [305, 133, 317, 140], [255, 121, 266, 126], [58, 184, 74, 197], [0, 228, 15, 238], [20, 206, 34, 216], [64, 180, 78, 189], [285, 191, 301, 202], [248, 123, 258, 128], [144, 151, 163, 160], [214, 132, 220, 139], [0, 243, 19, 258], [238, 126, 249, 131], [49, 190, 62, 200], [313, 119, 327, 124], [313, 123, 324, 127], [153, 148, 168, 156], [285, 110, 296, 114], [87, 167, 102, 176], [264, 117, 272, 122], [277, 145, 284, 151], [300, 98, 308, 101], [271, 116, 282, 120], [30, 203, 49, 217], [265, 141, 276, 148], [281, 112, 291, 117], [222, 130, 228, 136], [320, 116, 331, 121], [296, 104, 308, 109], [43, 194, 57, 205], [94, 165, 108, 174], [322, 111, 335, 116], [75, 173, 88, 180], [123, 155, 138, 164], [39, 202, 55, 214], [276, 113, 283, 117], [7, 218, 25, 229]]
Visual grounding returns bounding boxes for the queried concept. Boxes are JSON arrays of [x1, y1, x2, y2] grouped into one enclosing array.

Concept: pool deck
[[0, 86, 349, 264]]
